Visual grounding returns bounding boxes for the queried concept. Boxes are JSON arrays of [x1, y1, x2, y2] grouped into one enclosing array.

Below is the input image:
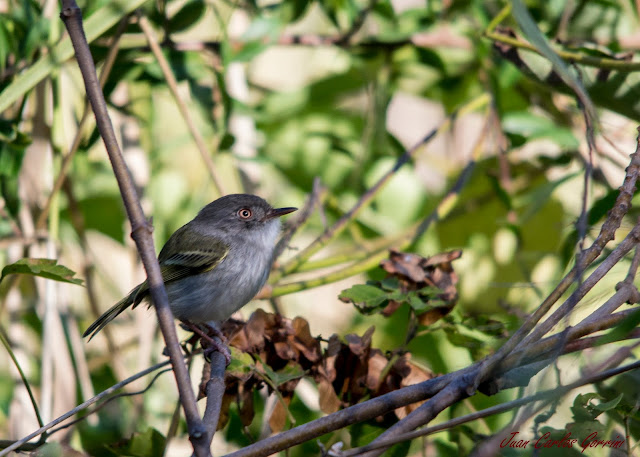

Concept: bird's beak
[[263, 207, 297, 221]]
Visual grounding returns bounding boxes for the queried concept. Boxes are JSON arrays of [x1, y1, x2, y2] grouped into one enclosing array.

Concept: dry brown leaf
[[269, 399, 289, 433], [318, 378, 341, 414], [239, 384, 255, 427], [291, 316, 322, 362], [211, 310, 436, 430], [378, 249, 461, 323], [365, 351, 389, 391]]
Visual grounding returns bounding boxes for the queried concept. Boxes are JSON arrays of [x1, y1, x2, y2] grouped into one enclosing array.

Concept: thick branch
[[58, 2, 209, 456]]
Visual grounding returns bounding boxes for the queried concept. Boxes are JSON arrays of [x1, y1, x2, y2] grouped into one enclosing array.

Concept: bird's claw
[[181, 320, 231, 366], [203, 340, 231, 366]]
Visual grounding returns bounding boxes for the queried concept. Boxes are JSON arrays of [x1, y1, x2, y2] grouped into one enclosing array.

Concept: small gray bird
[[84, 194, 296, 344]]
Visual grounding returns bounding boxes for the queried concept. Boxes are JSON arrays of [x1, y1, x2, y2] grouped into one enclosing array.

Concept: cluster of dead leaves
[[201, 309, 433, 432], [379, 249, 461, 325]]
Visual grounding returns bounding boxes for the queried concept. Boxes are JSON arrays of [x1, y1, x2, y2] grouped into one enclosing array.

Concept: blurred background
[[1, 0, 640, 455]]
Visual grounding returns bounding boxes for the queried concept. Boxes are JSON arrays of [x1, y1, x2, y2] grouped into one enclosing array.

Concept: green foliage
[[0, 119, 30, 218], [339, 280, 441, 315], [1, 0, 640, 455], [0, 258, 83, 286], [109, 428, 167, 457], [168, 1, 207, 33]]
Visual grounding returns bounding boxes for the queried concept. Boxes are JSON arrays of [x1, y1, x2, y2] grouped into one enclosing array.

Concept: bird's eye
[[238, 208, 252, 219]]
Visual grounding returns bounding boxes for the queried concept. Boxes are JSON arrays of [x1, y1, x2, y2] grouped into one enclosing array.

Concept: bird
[[83, 194, 297, 356]]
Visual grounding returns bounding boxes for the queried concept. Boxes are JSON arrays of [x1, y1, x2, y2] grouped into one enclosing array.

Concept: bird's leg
[[181, 321, 231, 365], [201, 322, 228, 344]]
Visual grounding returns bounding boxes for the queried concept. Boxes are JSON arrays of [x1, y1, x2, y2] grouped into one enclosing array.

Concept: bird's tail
[[83, 285, 141, 340]]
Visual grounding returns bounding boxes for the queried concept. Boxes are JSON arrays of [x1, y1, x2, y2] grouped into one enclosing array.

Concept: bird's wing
[[131, 225, 230, 307], [84, 225, 229, 340]]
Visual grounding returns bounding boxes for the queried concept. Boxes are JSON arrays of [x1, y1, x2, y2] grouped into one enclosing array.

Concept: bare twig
[[272, 93, 491, 282], [474, 358, 640, 457], [575, 88, 599, 285], [58, 3, 209, 456], [0, 359, 173, 455], [335, 0, 378, 46], [0, 325, 44, 428], [47, 368, 173, 435], [62, 180, 130, 385], [484, 31, 640, 72], [468, 132, 640, 391], [137, 13, 226, 196], [339, 359, 640, 457], [518, 219, 640, 348], [272, 177, 327, 261]]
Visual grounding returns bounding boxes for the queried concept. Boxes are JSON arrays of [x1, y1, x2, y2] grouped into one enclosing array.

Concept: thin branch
[[335, 0, 378, 46], [272, 177, 327, 261], [47, 368, 173, 435], [468, 133, 640, 391], [0, 324, 44, 428], [339, 359, 640, 457], [272, 93, 491, 282], [0, 359, 173, 455], [58, 2, 209, 456], [473, 357, 640, 457], [518, 219, 640, 348], [484, 31, 640, 72], [575, 83, 599, 282], [624, 244, 640, 283], [137, 12, 226, 196]]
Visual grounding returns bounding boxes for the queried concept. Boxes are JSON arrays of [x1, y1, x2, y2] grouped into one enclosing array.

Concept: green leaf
[[511, 0, 596, 122], [0, 176, 20, 218], [380, 276, 400, 291], [227, 347, 254, 374], [598, 308, 640, 346], [0, 0, 150, 113], [407, 292, 430, 311], [443, 327, 484, 354], [515, 172, 578, 222], [218, 133, 235, 151], [228, 41, 270, 63], [593, 393, 623, 412], [31, 442, 64, 457], [0, 120, 31, 217], [261, 363, 305, 386], [502, 111, 578, 148], [60, 195, 126, 242], [112, 428, 166, 457], [571, 393, 601, 421], [339, 284, 388, 307], [281, 0, 311, 21], [0, 259, 84, 286], [569, 420, 606, 442], [168, 0, 206, 33]]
